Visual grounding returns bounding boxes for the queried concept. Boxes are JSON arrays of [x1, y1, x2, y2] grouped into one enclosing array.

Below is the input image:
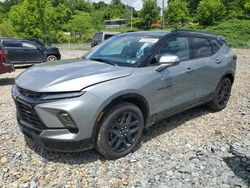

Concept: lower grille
[[15, 100, 46, 130]]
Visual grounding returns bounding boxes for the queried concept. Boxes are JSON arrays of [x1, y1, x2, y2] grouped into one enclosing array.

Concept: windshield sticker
[[139, 38, 159, 43]]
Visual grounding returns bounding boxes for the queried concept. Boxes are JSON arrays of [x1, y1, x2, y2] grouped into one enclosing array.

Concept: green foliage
[[164, 0, 190, 28], [65, 11, 93, 42], [222, 0, 247, 19], [187, 0, 201, 15], [196, 0, 226, 25], [244, 0, 250, 16], [8, 0, 71, 43], [91, 11, 105, 32], [139, 0, 160, 29], [181, 19, 250, 48], [0, 0, 249, 46], [0, 21, 16, 37]]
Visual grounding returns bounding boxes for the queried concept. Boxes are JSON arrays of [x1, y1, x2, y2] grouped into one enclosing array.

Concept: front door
[[149, 36, 199, 116], [21, 41, 43, 63]]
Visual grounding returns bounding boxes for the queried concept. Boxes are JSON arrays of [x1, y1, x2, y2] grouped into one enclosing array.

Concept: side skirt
[[146, 93, 213, 128]]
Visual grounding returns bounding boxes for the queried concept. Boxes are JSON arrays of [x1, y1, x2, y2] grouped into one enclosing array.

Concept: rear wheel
[[96, 102, 144, 159], [47, 55, 58, 62], [207, 77, 232, 111]]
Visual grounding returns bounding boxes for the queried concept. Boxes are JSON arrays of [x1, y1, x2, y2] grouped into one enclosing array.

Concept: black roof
[[117, 30, 220, 39], [171, 29, 220, 38], [119, 31, 170, 38]]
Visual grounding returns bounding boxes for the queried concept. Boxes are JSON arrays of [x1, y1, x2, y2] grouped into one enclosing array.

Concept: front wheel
[[207, 77, 232, 111], [96, 102, 144, 159], [46, 55, 58, 62]]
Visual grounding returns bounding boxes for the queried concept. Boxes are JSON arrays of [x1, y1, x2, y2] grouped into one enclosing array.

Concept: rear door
[[21, 41, 44, 63], [2, 40, 24, 63], [190, 37, 225, 98]]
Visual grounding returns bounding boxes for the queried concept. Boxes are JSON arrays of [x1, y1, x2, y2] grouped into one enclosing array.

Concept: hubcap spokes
[[108, 112, 140, 153], [217, 81, 231, 106]]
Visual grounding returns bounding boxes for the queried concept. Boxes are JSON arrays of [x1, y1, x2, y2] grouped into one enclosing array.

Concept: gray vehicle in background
[[12, 30, 237, 159], [91, 31, 120, 47]]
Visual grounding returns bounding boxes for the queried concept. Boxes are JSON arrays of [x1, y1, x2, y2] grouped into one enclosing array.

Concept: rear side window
[[192, 37, 212, 59], [22, 42, 37, 49], [3, 41, 21, 48], [210, 40, 221, 54]]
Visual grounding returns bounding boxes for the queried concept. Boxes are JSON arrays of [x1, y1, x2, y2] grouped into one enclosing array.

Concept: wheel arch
[[91, 93, 149, 142], [47, 54, 59, 59], [223, 72, 234, 84]]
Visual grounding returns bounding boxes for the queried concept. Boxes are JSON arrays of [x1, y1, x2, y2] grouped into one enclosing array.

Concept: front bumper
[[13, 89, 105, 152], [19, 119, 93, 152]]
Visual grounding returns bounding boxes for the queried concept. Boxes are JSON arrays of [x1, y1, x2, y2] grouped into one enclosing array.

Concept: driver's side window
[[152, 36, 190, 64]]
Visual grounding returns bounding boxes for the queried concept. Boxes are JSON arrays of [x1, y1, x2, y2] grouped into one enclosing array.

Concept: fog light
[[57, 111, 77, 131]]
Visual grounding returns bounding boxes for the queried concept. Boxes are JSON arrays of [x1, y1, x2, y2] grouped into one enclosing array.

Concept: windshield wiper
[[89, 58, 118, 66]]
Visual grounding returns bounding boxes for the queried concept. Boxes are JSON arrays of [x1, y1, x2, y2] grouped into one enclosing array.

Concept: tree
[[91, 11, 104, 32], [196, 0, 226, 25], [164, 0, 190, 28], [222, 0, 247, 18], [139, 0, 159, 29], [8, 0, 71, 43], [0, 21, 15, 37], [187, 0, 201, 15], [244, 0, 250, 17], [65, 11, 92, 42]]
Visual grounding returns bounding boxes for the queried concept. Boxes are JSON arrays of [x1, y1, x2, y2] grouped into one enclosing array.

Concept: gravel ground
[[0, 49, 249, 187]]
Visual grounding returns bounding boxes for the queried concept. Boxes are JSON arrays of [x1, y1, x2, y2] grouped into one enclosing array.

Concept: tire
[[96, 102, 144, 159], [207, 77, 232, 111], [46, 55, 58, 62]]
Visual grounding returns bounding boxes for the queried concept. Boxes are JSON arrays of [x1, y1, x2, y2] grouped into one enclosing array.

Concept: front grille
[[15, 100, 46, 130]]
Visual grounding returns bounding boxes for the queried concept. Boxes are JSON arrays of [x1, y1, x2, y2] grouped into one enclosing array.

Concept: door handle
[[186, 67, 194, 73], [216, 59, 222, 64]]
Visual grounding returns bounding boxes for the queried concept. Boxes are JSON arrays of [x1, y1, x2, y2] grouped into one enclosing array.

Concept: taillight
[[0, 49, 3, 62], [3, 51, 8, 62], [0, 49, 8, 62]]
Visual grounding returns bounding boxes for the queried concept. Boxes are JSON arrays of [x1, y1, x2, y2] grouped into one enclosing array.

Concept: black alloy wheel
[[108, 111, 141, 153], [208, 77, 232, 111], [96, 102, 144, 159]]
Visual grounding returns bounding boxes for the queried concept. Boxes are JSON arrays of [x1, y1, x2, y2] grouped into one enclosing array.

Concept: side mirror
[[154, 55, 180, 72]]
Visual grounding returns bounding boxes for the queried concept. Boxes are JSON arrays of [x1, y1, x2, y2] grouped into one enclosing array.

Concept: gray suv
[[12, 30, 237, 159]]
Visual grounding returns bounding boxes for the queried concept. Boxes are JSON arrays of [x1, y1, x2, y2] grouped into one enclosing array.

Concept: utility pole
[[162, 0, 165, 28], [131, 0, 133, 29]]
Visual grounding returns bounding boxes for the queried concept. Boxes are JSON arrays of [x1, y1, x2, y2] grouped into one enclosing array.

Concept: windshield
[[86, 35, 160, 67]]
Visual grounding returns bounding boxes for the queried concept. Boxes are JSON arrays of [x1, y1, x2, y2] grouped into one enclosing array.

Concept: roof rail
[[171, 29, 219, 37]]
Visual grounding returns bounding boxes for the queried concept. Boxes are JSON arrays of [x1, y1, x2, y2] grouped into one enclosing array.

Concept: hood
[[16, 59, 133, 92]]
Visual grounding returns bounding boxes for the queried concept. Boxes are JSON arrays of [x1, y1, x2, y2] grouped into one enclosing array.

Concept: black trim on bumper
[[19, 122, 94, 152]]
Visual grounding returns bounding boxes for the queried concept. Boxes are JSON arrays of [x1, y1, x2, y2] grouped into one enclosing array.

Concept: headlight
[[41, 91, 86, 100]]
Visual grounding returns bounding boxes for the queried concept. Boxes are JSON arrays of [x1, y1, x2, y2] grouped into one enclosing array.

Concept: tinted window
[[22, 42, 37, 49], [104, 34, 114, 40], [94, 33, 103, 41], [3, 41, 21, 48], [159, 37, 190, 61], [192, 37, 212, 58], [210, 40, 221, 54]]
